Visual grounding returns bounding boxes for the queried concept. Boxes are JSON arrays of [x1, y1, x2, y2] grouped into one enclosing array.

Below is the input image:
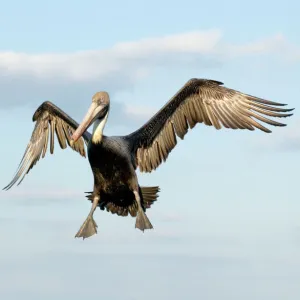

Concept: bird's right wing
[[3, 101, 91, 190]]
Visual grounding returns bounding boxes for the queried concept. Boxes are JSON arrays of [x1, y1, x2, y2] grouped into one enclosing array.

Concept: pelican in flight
[[3, 79, 294, 239]]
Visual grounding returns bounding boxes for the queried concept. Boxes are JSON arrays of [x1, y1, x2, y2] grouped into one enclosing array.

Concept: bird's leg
[[133, 190, 153, 232], [75, 195, 100, 239]]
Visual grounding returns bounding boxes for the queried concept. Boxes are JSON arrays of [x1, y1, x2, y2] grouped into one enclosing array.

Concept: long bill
[[71, 102, 106, 143]]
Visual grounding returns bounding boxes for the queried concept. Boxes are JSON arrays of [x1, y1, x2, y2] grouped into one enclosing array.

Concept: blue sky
[[0, 0, 300, 299]]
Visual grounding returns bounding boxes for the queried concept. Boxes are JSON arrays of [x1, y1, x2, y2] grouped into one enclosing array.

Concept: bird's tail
[[84, 186, 160, 217], [139, 186, 160, 210]]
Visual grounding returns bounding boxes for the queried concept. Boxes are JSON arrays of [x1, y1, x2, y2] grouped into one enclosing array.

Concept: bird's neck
[[92, 113, 108, 144]]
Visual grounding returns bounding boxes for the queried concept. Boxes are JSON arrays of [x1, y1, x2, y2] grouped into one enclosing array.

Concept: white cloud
[[0, 29, 298, 85], [225, 34, 290, 56], [112, 30, 222, 56], [0, 28, 298, 129], [0, 29, 222, 83]]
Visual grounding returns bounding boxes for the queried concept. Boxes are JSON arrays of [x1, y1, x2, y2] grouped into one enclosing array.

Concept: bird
[[3, 78, 294, 239]]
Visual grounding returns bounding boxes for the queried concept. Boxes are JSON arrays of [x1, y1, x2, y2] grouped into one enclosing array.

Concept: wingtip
[[280, 105, 294, 109], [276, 102, 288, 107], [261, 127, 272, 133], [283, 112, 294, 118]]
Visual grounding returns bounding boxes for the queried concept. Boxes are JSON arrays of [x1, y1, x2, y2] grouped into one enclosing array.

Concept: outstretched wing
[[126, 78, 294, 173], [3, 101, 92, 190]]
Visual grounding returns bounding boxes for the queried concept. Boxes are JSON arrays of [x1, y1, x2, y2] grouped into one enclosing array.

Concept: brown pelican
[[3, 78, 294, 239]]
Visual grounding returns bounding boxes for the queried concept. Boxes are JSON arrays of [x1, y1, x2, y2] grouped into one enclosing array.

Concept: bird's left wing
[[3, 101, 91, 190], [125, 78, 294, 173]]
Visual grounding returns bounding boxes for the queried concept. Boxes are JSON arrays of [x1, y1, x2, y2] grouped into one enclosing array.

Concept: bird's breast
[[87, 138, 134, 189]]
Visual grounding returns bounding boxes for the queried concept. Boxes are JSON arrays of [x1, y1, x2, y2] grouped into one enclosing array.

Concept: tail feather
[[140, 186, 160, 209], [84, 186, 160, 217]]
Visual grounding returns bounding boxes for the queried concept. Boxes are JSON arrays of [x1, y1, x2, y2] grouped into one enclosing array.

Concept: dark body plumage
[[86, 136, 159, 217], [3, 78, 294, 239]]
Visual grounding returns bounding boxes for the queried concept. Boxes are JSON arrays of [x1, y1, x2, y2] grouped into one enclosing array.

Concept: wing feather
[[126, 78, 294, 173], [3, 101, 91, 190]]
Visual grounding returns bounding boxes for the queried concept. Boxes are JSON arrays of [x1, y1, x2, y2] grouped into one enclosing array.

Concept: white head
[[71, 91, 110, 143]]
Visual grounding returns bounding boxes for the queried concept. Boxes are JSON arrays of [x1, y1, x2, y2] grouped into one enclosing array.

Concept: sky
[[0, 0, 300, 299]]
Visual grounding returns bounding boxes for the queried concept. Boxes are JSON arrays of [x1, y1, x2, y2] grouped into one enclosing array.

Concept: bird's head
[[71, 91, 110, 143]]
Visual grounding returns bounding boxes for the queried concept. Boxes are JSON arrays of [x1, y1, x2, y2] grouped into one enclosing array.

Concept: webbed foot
[[135, 210, 153, 232], [75, 216, 98, 239]]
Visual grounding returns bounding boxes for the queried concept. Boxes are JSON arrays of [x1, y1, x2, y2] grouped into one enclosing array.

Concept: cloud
[[1, 31, 298, 82], [224, 33, 299, 58], [0, 30, 220, 87], [0, 29, 299, 112], [0, 30, 221, 82]]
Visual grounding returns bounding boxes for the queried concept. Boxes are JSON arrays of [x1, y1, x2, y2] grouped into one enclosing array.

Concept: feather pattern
[[126, 78, 294, 173], [3, 101, 91, 190]]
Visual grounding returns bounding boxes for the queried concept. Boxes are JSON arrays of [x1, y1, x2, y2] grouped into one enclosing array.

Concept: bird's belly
[[87, 139, 134, 194], [93, 172, 133, 198], [89, 155, 133, 193]]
